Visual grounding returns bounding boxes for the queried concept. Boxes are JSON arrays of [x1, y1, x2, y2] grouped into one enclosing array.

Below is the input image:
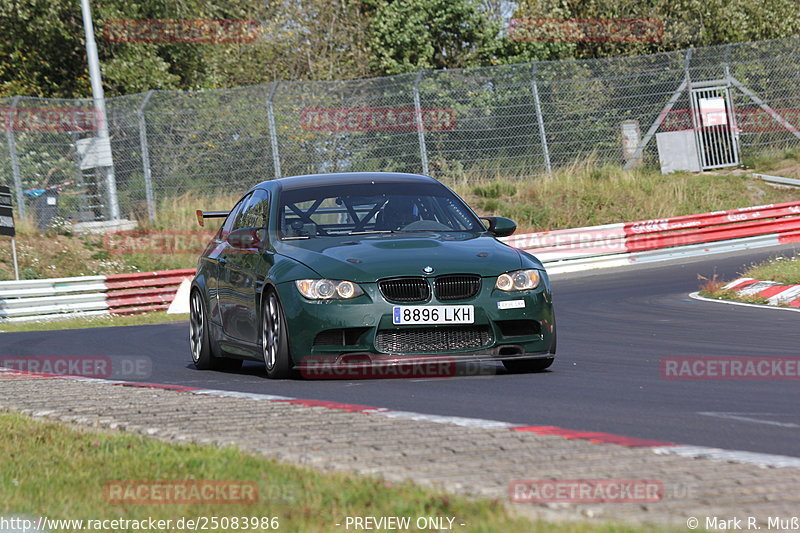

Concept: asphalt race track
[[2, 245, 799, 458]]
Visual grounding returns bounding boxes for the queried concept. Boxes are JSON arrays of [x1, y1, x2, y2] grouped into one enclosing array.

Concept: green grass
[[0, 311, 188, 333], [698, 253, 800, 304], [741, 254, 800, 285], [740, 147, 800, 177], [0, 412, 660, 533], [0, 190, 234, 281]]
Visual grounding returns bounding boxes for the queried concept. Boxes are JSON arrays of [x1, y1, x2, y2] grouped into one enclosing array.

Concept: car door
[[206, 195, 248, 326], [218, 188, 272, 344]]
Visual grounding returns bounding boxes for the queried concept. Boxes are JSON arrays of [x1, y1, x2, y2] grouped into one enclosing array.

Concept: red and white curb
[[2, 367, 799, 469], [690, 277, 800, 312]]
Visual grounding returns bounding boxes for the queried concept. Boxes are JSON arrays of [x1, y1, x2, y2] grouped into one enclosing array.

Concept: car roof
[[254, 172, 438, 192]]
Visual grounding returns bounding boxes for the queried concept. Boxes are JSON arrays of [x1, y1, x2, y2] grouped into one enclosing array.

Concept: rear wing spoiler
[[196, 210, 229, 227]]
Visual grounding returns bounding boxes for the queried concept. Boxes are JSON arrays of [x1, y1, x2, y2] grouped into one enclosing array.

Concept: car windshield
[[278, 181, 483, 238]]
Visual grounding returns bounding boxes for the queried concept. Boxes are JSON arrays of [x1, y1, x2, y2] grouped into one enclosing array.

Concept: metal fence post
[[137, 90, 156, 223], [723, 43, 732, 80], [4, 96, 25, 218], [267, 82, 282, 179], [81, 0, 119, 220], [531, 64, 552, 174], [413, 71, 429, 175]]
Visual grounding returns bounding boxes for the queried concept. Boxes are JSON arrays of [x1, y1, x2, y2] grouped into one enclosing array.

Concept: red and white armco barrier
[[0, 269, 194, 322], [719, 278, 800, 308], [502, 201, 800, 269]]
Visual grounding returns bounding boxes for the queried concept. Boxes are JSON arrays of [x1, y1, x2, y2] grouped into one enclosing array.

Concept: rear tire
[[502, 357, 554, 373], [190, 289, 214, 370], [190, 289, 243, 371], [262, 290, 293, 379]]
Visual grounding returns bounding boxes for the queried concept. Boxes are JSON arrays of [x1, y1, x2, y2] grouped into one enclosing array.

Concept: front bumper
[[275, 276, 556, 366]]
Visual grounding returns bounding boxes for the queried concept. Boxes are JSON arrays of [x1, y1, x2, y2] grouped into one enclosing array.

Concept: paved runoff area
[[1, 370, 799, 529]]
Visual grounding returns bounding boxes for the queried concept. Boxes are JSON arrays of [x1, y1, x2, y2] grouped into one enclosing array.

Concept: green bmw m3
[[189, 172, 556, 379]]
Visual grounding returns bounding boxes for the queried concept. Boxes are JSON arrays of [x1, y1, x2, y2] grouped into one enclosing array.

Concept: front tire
[[262, 290, 293, 379]]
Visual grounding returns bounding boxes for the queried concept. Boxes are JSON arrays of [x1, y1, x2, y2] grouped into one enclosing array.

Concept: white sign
[[699, 97, 727, 127], [76, 137, 113, 169]]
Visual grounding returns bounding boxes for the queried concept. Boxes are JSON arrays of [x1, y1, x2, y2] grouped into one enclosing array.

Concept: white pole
[[266, 82, 282, 178], [80, 0, 120, 220], [413, 71, 429, 175], [11, 238, 19, 281]]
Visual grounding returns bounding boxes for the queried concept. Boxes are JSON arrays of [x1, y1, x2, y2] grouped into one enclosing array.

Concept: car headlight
[[495, 269, 540, 292], [295, 279, 364, 300]]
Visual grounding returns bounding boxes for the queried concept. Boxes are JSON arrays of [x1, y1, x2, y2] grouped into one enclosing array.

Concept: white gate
[[690, 84, 740, 170]]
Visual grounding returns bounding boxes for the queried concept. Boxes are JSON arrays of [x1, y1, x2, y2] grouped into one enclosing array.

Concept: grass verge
[[454, 156, 800, 233], [697, 280, 769, 305], [740, 254, 800, 285], [0, 411, 656, 533], [3, 152, 800, 281], [698, 253, 800, 304], [0, 311, 188, 333]]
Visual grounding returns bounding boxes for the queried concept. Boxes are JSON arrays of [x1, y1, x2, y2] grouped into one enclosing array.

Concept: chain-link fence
[[2, 37, 799, 224]]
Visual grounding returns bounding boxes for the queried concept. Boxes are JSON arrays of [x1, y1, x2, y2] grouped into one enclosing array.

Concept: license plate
[[392, 305, 474, 325]]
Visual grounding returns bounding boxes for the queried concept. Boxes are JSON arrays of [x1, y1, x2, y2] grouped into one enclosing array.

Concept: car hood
[[274, 232, 530, 282]]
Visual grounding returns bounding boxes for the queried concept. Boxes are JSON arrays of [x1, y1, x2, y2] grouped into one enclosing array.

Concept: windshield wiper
[[347, 230, 395, 235]]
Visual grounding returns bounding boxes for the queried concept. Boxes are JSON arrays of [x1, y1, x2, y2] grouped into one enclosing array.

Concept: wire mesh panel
[[271, 73, 422, 177], [420, 64, 546, 180], [140, 85, 276, 205], [1, 37, 799, 223], [2, 96, 101, 224]]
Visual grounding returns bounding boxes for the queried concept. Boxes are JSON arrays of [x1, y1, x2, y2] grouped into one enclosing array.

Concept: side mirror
[[481, 216, 517, 237], [226, 227, 265, 249]]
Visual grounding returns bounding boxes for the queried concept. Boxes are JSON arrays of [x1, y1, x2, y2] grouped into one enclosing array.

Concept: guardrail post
[[137, 90, 155, 223], [531, 64, 552, 175], [266, 82, 282, 179], [413, 71, 429, 176], [5, 96, 25, 218]]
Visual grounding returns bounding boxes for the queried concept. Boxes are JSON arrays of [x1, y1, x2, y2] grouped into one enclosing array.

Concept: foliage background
[[2, 0, 799, 98]]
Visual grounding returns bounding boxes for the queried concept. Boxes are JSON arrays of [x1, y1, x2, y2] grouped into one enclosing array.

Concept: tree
[[513, 0, 800, 58], [0, 0, 373, 98]]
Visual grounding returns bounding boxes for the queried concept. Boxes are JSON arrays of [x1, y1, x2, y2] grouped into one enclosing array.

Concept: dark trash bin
[[32, 189, 60, 231]]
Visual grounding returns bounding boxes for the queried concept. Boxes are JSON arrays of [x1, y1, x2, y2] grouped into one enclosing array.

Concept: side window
[[220, 194, 250, 236], [235, 189, 270, 230]]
